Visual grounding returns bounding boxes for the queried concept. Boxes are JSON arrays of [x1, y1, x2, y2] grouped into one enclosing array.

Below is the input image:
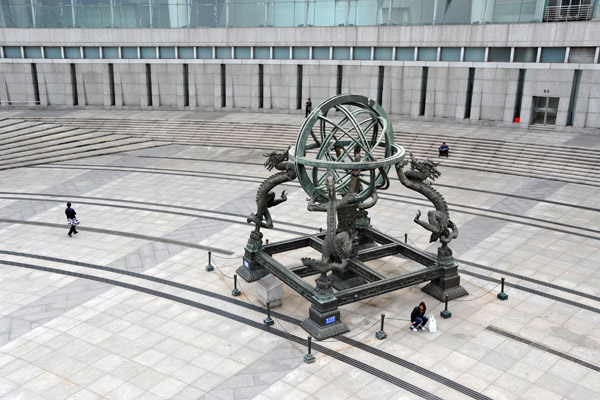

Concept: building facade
[[1, 0, 599, 131]]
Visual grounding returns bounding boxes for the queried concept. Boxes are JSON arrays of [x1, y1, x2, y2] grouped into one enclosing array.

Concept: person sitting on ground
[[410, 301, 428, 331], [438, 142, 449, 158]]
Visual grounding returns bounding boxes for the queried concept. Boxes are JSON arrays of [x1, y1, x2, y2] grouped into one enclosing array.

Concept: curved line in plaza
[[0, 191, 598, 304], [132, 155, 600, 213], [0, 251, 596, 397], [0, 258, 481, 400], [12, 163, 600, 241]]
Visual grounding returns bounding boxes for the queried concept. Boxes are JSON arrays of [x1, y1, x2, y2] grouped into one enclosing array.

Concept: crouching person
[[410, 301, 428, 331]]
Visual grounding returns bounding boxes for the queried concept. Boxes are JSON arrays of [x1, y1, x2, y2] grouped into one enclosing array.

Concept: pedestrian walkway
[[0, 110, 598, 399]]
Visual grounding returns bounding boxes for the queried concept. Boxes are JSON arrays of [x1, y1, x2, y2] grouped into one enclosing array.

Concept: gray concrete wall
[[37, 63, 73, 106], [0, 63, 35, 104], [0, 22, 598, 48], [77, 63, 107, 106]]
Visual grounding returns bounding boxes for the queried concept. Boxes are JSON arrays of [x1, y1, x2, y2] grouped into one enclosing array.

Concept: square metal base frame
[[237, 226, 467, 340]]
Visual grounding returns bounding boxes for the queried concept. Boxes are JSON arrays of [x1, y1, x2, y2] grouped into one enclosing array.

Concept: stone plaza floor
[[0, 110, 598, 399]]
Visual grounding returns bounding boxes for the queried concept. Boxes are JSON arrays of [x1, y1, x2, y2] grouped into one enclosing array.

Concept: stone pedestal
[[421, 257, 468, 301], [301, 305, 349, 341], [256, 274, 283, 307], [237, 231, 269, 282]]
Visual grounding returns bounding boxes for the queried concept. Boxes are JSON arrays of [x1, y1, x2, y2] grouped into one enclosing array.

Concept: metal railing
[[544, 4, 594, 22]]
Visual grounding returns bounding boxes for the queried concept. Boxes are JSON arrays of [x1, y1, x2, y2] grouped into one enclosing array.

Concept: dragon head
[[409, 153, 441, 181], [263, 146, 290, 171]]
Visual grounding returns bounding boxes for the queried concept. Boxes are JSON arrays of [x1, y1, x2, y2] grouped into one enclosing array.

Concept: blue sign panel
[[325, 316, 336, 325], [244, 260, 249, 268]]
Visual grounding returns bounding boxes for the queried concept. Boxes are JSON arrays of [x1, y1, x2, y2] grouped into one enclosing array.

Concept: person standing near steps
[[65, 202, 79, 237], [305, 98, 312, 118]]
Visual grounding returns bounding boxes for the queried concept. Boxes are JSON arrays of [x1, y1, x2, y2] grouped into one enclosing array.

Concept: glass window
[[488, 47, 511, 62], [569, 47, 595, 64], [492, 0, 523, 23], [216, 47, 232, 59], [121, 47, 138, 59], [353, 47, 371, 60], [314, 0, 335, 26], [541, 48, 565, 63], [159, 47, 176, 59], [64, 47, 81, 59], [293, 47, 309, 59], [273, 47, 290, 59], [440, 0, 472, 24], [102, 47, 119, 59], [254, 47, 270, 59], [464, 48, 485, 62], [24, 47, 42, 59], [178, 47, 194, 59], [441, 47, 461, 61], [235, 47, 251, 59], [333, 47, 350, 60], [4, 47, 21, 58], [197, 47, 213, 59], [45, 47, 62, 59], [514, 47, 537, 63], [313, 47, 330, 60], [141, 47, 157, 59], [84, 47, 101, 59], [395, 47, 414, 61], [374, 47, 393, 60], [417, 47, 437, 61], [356, 0, 377, 25]]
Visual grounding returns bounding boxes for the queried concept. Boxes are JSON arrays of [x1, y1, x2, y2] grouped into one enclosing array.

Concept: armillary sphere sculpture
[[237, 94, 467, 340]]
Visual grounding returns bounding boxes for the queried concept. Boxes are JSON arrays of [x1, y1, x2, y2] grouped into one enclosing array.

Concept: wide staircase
[[1, 116, 599, 187]]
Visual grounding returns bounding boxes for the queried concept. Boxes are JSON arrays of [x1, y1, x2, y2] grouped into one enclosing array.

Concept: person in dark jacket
[[438, 142, 449, 157], [305, 98, 312, 118], [65, 202, 79, 237], [410, 301, 428, 331]]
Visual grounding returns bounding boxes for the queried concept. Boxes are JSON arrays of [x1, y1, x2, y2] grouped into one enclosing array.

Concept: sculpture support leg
[[237, 230, 269, 282], [421, 259, 468, 301], [301, 304, 349, 341]]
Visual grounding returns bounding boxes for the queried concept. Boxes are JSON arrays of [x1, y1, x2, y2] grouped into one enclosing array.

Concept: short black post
[[232, 274, 241, 296], [319, 227, 323, 233], [205, 251, 214, 272], [264, 301, 274, 326], [375, 313, 387, 340], [266, 239, 269, 244], [303, 336, 315, 363], [497, 277, 508, 300], [440, 293, 451, 319], [404, 233, 408, 244]]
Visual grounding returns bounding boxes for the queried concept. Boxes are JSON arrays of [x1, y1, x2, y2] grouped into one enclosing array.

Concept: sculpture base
[[422, 282, 468, 301], [237, 249, 268, 283], [300, 306, 349, 341], [236, 264, 269, 282]]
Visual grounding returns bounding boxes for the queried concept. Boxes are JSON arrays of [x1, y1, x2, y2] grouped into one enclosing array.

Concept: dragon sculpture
[[302, 171, 358, 298], [247, 147, 296, 230], [395, 153, 458, 258]]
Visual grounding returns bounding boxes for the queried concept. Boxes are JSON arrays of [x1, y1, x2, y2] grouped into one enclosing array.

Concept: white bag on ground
[[428, 315, 437, 333]]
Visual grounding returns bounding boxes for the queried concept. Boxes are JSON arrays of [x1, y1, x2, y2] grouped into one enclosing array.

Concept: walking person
[[410, 301, 428, 331], [305, 98, 312, 118], [65, 202, 79, 237]]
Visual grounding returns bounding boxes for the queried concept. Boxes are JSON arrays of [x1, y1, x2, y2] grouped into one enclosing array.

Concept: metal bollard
[[266, 239, 269, 245], [497, 277, 508, 300], [303, 336, 315, 363], [404, 233, 408, 244], [375, 313, 387, 340], [205, 251, 214, 272], [440, 293, 452, 319], [264, 301, 274, 326], [232, 274, 241, 296]]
